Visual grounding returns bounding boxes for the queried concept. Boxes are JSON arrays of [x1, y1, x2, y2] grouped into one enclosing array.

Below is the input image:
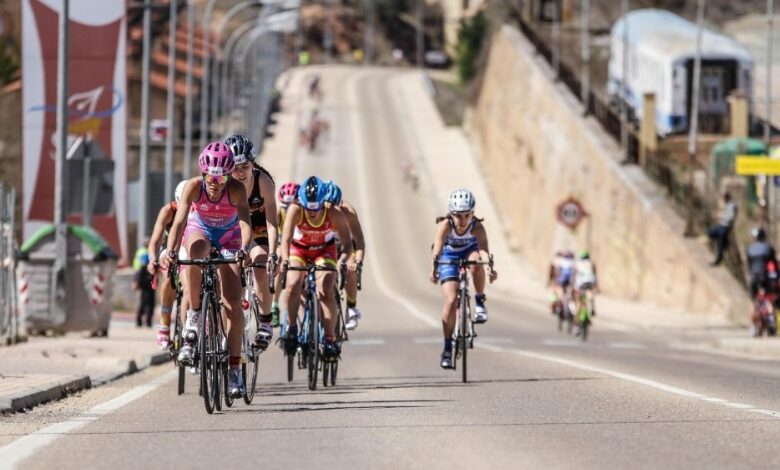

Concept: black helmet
[[224, 134, 255, 164], [752, 227, 767, 241]]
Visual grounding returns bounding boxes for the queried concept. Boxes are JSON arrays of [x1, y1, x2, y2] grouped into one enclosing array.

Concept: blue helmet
[[324, 180, 342, 205], [298, 176, 327, 211]]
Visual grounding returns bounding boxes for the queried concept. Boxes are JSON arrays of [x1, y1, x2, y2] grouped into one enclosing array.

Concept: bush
[[0, 38, 20, 86], [456, 12, 488, 84]]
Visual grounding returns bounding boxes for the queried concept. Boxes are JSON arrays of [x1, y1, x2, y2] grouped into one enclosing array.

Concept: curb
[[0, 375, 92, 413]]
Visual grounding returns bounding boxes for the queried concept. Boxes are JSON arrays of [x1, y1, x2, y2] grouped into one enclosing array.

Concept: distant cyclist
[[746, 227, 778, 301], [430, 189, 497, 369], [573, 250, 598, 320], [161, 142, 252, 398], [549, 250, 575, 313], [226, 134, 278, 350], [324, 181, 366, 330], [279, 176, 355, 361], [270, 181, 299, 327]]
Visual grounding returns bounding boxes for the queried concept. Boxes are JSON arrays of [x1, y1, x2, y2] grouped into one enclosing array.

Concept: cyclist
[[270, 182, 299, 327], [147, 180, 188, 349], [279, 176, 355, 361], [747, 227, 778, 300], [324, 181, 365, 330], [226, 134, 278, 350], [430, 189, 497, 369], [550, 250, 575, 314], [161, 142, 252, 398], [573, 250, 598, 324]]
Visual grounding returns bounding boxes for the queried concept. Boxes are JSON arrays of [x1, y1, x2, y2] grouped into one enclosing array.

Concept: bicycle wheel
[[244, 300, 260, 404], [307, 296, 320, 391], [223, 362, 234, 408], [323, 362, 330, 387], [173, 298, 185, 396], [330, 359, 338, 386], [459, 290, 469, 383], [200, 293, 217, 414]]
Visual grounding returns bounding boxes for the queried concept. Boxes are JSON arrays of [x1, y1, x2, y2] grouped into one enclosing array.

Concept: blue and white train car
[[607, 9, 753, 136]]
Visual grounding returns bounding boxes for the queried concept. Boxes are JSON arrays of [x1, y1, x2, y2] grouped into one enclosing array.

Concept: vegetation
[[455, 12, 488, 84], [0, 38, 19, 86]]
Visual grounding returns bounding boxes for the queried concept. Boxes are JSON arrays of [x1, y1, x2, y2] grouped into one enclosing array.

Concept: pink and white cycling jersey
[[188, 181, 238, 230]]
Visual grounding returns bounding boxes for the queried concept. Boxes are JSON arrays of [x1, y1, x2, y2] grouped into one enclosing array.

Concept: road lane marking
[[345, 71, 780, 422], [0, 370, 176, 468], [607, 342, 646, 350], [542, 339, 581, 347], [348, 338, 386, 346]]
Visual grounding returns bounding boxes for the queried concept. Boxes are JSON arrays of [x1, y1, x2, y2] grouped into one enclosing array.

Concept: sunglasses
[[204, 174, 229, 185]]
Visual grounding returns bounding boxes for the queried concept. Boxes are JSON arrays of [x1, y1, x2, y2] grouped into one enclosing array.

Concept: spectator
[[133, 253, 155, 328], [708, 192, 737, 266]]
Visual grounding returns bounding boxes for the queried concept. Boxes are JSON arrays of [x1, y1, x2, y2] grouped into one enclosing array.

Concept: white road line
[[0, 369, 176, 468], [542, 339, 582, 347], [607, 342, 646, 350], [348, 338, 386, 346], [346, 71, 780, 421]]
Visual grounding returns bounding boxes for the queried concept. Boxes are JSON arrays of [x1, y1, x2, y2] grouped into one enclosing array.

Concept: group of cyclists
[[548, 249, 599, 336], [144, 134, 367, 398]]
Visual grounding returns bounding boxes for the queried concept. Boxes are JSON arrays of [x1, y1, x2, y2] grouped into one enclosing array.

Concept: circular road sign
[[556, 198, 586, 230]]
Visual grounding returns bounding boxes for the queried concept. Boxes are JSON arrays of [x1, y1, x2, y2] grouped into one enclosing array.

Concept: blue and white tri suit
[[437, 218, 479, 283]]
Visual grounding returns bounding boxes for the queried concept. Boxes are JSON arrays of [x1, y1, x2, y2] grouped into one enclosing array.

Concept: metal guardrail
[[0, 183, 19, 344]]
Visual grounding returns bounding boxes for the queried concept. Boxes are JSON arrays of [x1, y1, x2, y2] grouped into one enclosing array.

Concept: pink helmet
[[198, 141, 234, 176], [278, 182, 299, 204]]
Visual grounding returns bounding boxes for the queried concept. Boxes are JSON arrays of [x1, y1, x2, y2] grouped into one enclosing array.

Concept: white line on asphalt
[[348, 338, 386, 346], [345, 71, 780, 422], [542, 339, 581, 347], [348, 71, 438, 331], [0, 369, 176, 468], [607, 342, 646, 350]]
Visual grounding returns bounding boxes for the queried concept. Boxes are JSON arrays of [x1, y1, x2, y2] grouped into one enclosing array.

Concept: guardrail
[[0, 183, 19, 344]]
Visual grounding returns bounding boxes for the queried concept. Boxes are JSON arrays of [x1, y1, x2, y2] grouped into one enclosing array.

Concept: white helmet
[[448, 188, 475, 213], [174, 180, 187, 204]]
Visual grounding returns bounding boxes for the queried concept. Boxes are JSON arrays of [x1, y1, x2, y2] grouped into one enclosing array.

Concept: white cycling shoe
[[474, 303, 488, 324], [345, 307, 361, 331]]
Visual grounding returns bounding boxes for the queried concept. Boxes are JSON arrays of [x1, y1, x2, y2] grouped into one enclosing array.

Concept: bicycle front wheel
[[173, 298, 185, 396], [200, 292, 217, 414], [307, 296, 320, 391], [244, 300, 260, 404], [459, 291, 469, 383]]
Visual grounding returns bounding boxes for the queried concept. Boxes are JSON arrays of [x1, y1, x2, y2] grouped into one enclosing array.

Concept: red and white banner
[[22, 0, 127, 260]]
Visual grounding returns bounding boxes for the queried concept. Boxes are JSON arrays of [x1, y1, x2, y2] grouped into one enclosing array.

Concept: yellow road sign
[[735, 155, 779, 175]]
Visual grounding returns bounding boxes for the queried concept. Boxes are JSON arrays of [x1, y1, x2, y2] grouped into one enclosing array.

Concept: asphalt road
[[4, 67, 780, 469]]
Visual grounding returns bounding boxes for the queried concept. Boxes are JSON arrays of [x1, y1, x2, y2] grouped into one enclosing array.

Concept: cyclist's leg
[[440, 280, 459, 338], [184, 230, 209, 314], [315, 261, 338, 338], [218, 262, 244, 363], [281, 257, 306, 334], [468, 250, 486, 295], [250, 242, 271, 313]]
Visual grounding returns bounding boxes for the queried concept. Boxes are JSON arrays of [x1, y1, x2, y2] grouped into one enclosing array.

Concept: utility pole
[[200, 0, 218, 150], [416, 0, 424, 68], [184, 1, 194, 179], [324, 0, 334, 62], [363, 0, 374, 64], [82, 138, 91, 228], [165, 0, 177, 204], [138, 0, 152, 247], [552, 1, 560, 79], [766, 0, 775, 146], [620, 0, 629, 163], [54, 0, 69, 302], [581, 0, 591, 113], [685, 0, 706, 237]]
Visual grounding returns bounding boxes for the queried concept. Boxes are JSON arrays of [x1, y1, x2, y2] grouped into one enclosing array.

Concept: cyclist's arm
[[165, 179, 198, 256], [230, 180, 252, 251], [147, 203, 174, 265], [259, 173, 279, 255], [329, 208, 353, 258], [473, 221, 491, 261], [431, 219, 449, 259], [279, 204, 300, 263], [341, 202, 365, 263]]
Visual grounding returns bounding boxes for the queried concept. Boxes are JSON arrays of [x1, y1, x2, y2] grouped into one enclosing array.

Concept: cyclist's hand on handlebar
[[267, 253, 279, 274], [160, 249, 176, 270], [146, 258, 158, 276], [345, 257, 357, 273], [489, 268, 498, 283], [430, 257, 439, 284]]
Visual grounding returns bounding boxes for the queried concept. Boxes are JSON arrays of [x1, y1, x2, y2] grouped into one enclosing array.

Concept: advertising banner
[[22, 0, 127, 260]]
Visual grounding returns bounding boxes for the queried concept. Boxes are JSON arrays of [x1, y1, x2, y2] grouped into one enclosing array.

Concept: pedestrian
[[708, 192, 737, 266], [133, 253, 155, 328]]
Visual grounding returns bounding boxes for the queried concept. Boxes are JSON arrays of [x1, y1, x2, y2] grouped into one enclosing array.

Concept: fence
[[0, 183, 19, 344]]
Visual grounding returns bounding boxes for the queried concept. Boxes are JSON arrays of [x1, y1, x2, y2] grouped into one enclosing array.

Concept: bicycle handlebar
[[280, 262, 338, 290]]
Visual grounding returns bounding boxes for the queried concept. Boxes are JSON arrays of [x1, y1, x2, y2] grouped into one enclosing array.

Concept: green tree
[[456, 12, 488, 84], [0, 38, 20, 86]]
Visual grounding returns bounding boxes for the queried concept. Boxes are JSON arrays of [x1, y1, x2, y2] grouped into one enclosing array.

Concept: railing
[[0, 183, 19, 344]]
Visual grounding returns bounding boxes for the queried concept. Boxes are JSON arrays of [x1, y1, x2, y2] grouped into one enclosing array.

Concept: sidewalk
[[391, 70, 780, 361], [0, 318, 169, 413]]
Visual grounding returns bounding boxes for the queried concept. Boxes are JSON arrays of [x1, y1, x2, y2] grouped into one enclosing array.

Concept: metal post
[[200, 0, 219, 150], [0, 184, 6, 338], [184, 1, 195, 179], [139, 0, 152, 247], [220, 20, 260, 126], [685, 0, 706, 236], [363, 0, 374, 64], [8, 188, 16, 341], [82, 139, 92, 228], [581, 0, 590, 113], [552, 1, 560, 80], [54, 0, 69, 303], [620, 0, 629, 163], [765, 0, 775, 145], [324, 0, 334, 62], [165, 0, 178, 203], [416, 0, 424, 68]]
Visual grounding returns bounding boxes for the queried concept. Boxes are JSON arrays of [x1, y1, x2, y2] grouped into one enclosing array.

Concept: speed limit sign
[[556, 197, 586, 230]]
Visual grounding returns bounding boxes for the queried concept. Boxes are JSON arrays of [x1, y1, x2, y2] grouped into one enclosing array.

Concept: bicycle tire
[[330, 359, 338, 386], [460, 290, 469, 383], [287, 349, 295, 382], [213, 297, 224, 412], [177, 366, 185, 396], [200, 292, 217, 414], [173, 297, 185, 396], [223, 362, 234, 408], [243, 301, 260, 405], [323, 362, 330, 387], [307, 295, 320, 391]]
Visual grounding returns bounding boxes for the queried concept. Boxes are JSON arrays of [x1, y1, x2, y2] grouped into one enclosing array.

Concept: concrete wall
[[467, 25, 749, 321]]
